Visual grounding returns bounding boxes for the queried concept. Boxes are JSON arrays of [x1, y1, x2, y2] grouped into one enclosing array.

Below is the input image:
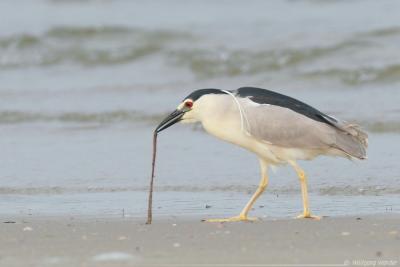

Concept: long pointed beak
[[155, 109, 185, 133]]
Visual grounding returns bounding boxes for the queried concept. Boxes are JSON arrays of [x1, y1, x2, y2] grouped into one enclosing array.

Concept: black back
[[184, 88, 227, 102], [236, 87, 336, 126]]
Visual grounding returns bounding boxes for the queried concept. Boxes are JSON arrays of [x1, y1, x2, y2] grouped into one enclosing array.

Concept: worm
[[146, 131, 158, 224]]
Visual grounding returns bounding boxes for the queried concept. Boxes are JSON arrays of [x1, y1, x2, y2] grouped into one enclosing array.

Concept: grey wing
[[241, 99, 337, 149]]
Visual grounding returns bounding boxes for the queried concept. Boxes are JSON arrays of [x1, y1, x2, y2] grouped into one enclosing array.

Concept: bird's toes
[[296, 213, 321, 220], [202, 216, 259, 223]]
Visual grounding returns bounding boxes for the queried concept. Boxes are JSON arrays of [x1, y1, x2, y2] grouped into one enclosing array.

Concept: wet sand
[[0, 215, 399, 267]]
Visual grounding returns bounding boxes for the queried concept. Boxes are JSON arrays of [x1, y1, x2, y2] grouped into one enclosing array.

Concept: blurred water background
[[1, 0, 400, 219]]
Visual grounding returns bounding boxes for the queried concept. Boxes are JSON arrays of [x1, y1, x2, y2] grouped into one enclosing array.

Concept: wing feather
[[240, 98, 337, 149], [239, 97, 367, 159]]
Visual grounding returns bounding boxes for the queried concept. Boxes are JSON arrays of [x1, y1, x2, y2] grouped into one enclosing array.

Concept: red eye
[[185, 101, 193, 108]]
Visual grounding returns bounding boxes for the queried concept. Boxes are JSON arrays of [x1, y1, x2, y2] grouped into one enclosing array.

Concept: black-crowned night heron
[[155, 87, 368, 222]]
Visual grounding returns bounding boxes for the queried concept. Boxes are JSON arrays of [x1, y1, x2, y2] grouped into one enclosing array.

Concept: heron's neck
[[197, 96, 242, 143]]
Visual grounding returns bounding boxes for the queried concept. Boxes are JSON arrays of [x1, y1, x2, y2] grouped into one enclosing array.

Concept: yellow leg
[[289, 161, 320, 220], [204, 160, 269, 223]]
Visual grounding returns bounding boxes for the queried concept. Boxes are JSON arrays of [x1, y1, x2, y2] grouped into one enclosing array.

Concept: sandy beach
[[1, 214, 399, 267]]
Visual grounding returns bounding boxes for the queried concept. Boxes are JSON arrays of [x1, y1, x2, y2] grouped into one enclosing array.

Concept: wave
[[303, 64, 400, 85], [163, 26, 400, 83], [1, 110, 399, 133], [0, 26, 191, 68], [1, 25, 400, 86], [167, 40, 363, 78], [0, 25, 375, 73], [0, 110, 164, 125], [1, 184, 398, 196], [358, 26, 400, 38]]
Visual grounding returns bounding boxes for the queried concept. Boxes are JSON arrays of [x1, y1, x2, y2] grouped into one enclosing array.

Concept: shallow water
[[0, 0, 399, 219]]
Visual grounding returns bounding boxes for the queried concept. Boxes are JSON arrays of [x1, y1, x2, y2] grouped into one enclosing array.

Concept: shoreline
[[1, 214, 399, 266]]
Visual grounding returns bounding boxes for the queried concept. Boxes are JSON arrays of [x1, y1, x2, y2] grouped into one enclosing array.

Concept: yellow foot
[[203, 215, 259, 223], [296, 213, 321, 220]]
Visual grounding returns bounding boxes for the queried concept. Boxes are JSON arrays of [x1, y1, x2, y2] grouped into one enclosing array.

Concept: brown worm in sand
[[146, 131, 157, 224]]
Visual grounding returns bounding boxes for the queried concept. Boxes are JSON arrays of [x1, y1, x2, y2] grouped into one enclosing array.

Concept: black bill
[[155, 109, 185, 133]]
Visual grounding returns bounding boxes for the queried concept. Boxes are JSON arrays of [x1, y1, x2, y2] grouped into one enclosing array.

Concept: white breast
[[195, 94, 282, 164]]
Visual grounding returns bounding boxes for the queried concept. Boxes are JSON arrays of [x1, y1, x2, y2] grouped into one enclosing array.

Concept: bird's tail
[[322, 114, 368, 159], [333, 123, 368, 160]]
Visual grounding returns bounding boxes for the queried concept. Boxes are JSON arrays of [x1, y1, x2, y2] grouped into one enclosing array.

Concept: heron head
[[155, 89, 227, 133]]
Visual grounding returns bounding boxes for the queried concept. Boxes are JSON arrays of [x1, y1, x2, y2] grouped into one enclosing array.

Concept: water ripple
[[1, 185, 399, 196]]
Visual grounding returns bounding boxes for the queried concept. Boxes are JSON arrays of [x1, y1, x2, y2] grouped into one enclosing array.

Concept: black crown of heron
[[147, 87, 368, 223]]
